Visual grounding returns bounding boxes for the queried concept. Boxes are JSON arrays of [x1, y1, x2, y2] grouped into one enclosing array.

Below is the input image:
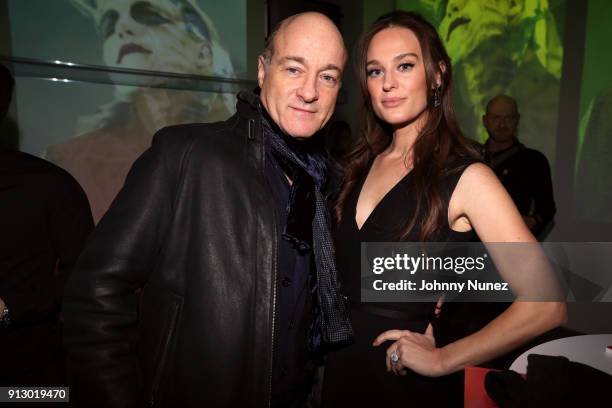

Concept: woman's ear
[[435, 61, 447, 88]]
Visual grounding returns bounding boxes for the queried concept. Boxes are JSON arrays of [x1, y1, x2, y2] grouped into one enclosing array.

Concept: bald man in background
[[62, 12, 352, 408], [482, 95, 556, 238]]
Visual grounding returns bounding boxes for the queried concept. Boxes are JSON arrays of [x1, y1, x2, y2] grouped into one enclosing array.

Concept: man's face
[[96, 0, 212, 74], [258, 16, 345, 138], [483, 98, 519, 143]]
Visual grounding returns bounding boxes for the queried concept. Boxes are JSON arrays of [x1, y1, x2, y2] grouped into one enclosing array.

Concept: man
[[62, 12, 352, 408], [0, 64, 94, 389], [482, 94, 556, 238], [47, 0, 236, 222]]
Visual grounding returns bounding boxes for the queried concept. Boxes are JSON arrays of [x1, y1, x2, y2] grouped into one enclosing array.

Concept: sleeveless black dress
[[322, 159, 477, 407]]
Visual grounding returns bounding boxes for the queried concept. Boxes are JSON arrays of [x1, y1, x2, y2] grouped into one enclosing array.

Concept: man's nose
[[296, 74, 319, 103]]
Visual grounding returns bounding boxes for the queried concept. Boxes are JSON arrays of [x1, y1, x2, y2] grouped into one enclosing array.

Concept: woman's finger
[[373, 329, 410, 346], [387, 343, 401, 375], [434, 296, 444, 317], [425, 322, 434, 338]]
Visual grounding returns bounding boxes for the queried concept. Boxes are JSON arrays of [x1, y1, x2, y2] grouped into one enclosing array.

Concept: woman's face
[[366, 27, 430, 129]]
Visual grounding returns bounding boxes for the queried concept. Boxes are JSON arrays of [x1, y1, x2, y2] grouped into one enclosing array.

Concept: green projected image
[[574, 0, 612, 223], [395, 0, 565, 167]]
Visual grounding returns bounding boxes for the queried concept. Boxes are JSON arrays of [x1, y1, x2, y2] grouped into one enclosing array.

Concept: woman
[[322, 11, 566, 406]]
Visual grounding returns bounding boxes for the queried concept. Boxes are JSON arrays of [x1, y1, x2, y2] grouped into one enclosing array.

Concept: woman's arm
[[374, 163, 567, 377]]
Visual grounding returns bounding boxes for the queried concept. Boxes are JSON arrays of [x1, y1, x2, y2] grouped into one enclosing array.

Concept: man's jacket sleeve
[[62, 129, 175, 408]]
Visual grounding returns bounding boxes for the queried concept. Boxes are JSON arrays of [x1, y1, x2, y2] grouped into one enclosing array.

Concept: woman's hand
[[372, 323, 446, 377]]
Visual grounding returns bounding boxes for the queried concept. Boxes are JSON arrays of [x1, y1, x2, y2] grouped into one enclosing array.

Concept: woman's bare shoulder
[[454, 162, 502, 197]]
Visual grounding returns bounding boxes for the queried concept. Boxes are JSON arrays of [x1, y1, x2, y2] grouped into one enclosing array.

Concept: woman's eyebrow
[[366, 52, 418, 66], [393, 52, 418, 61]]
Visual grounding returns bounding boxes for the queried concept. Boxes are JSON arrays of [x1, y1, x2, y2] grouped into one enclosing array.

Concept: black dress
[[322, 159, 477, 407]]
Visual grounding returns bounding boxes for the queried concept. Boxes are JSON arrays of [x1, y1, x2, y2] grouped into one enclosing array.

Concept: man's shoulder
[[0, 149, 85, 193], [152, 116, 240, 152], [156, 116, 237, 140], [2, 148, 70, 176], [521, 146, 550, 164]]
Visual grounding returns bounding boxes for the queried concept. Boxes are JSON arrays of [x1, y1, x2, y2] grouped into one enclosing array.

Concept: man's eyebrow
[[278, 56, 307, 66], [366, 52, 419, 66], [277, 57, 342, 73], [319, 63, 342, 73]]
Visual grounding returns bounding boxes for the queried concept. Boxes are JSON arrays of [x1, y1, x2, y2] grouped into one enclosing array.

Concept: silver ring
[[390, 350, 399, 365]]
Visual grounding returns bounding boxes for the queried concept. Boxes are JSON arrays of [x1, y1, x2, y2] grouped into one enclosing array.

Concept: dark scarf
[[260, 109, 353, 352]]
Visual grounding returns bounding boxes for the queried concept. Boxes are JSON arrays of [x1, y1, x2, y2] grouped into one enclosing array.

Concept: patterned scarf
[[261, 110, 353, 352]]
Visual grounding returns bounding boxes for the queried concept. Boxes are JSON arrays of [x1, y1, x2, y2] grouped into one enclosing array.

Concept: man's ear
[[257, 56, 266, 88]]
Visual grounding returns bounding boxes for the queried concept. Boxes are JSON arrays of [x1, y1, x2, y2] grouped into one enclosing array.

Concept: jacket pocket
[[139, 289, 183, 407]]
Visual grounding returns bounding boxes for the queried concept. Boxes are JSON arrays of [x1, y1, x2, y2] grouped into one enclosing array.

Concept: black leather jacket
[[63, 91, 282, 407]]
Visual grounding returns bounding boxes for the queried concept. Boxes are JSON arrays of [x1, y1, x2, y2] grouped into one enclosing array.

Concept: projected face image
[[96, 0, 214, 75], [44, 0, 238, 223], [439, 0, 525, 63], [438, 0, 532, 106]]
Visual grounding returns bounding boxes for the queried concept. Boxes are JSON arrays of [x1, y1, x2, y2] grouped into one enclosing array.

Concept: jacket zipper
[[268, 210, 278, 408], [265, 118, 278, 408]]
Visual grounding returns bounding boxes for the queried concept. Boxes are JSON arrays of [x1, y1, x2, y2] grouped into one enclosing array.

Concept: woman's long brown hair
[[334, 11, 480, 241]]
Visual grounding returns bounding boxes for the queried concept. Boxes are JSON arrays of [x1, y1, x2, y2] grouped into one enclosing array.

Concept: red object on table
[[464, 366, 528, 408], [464, 366, 500, 408]]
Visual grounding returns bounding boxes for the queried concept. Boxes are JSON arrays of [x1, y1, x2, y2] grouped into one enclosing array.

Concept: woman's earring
[[432, 84, 443, 107]]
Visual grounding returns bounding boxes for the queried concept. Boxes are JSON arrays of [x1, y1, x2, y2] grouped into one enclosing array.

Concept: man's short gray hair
[[260, 30, 277, 67], [260, 13, 347, 69], [260, 16, 295, 68]]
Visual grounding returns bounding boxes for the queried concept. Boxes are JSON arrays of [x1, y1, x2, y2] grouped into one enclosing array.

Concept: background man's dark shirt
[[485, 142, 556, 236], [0, 147, 93, 385]]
